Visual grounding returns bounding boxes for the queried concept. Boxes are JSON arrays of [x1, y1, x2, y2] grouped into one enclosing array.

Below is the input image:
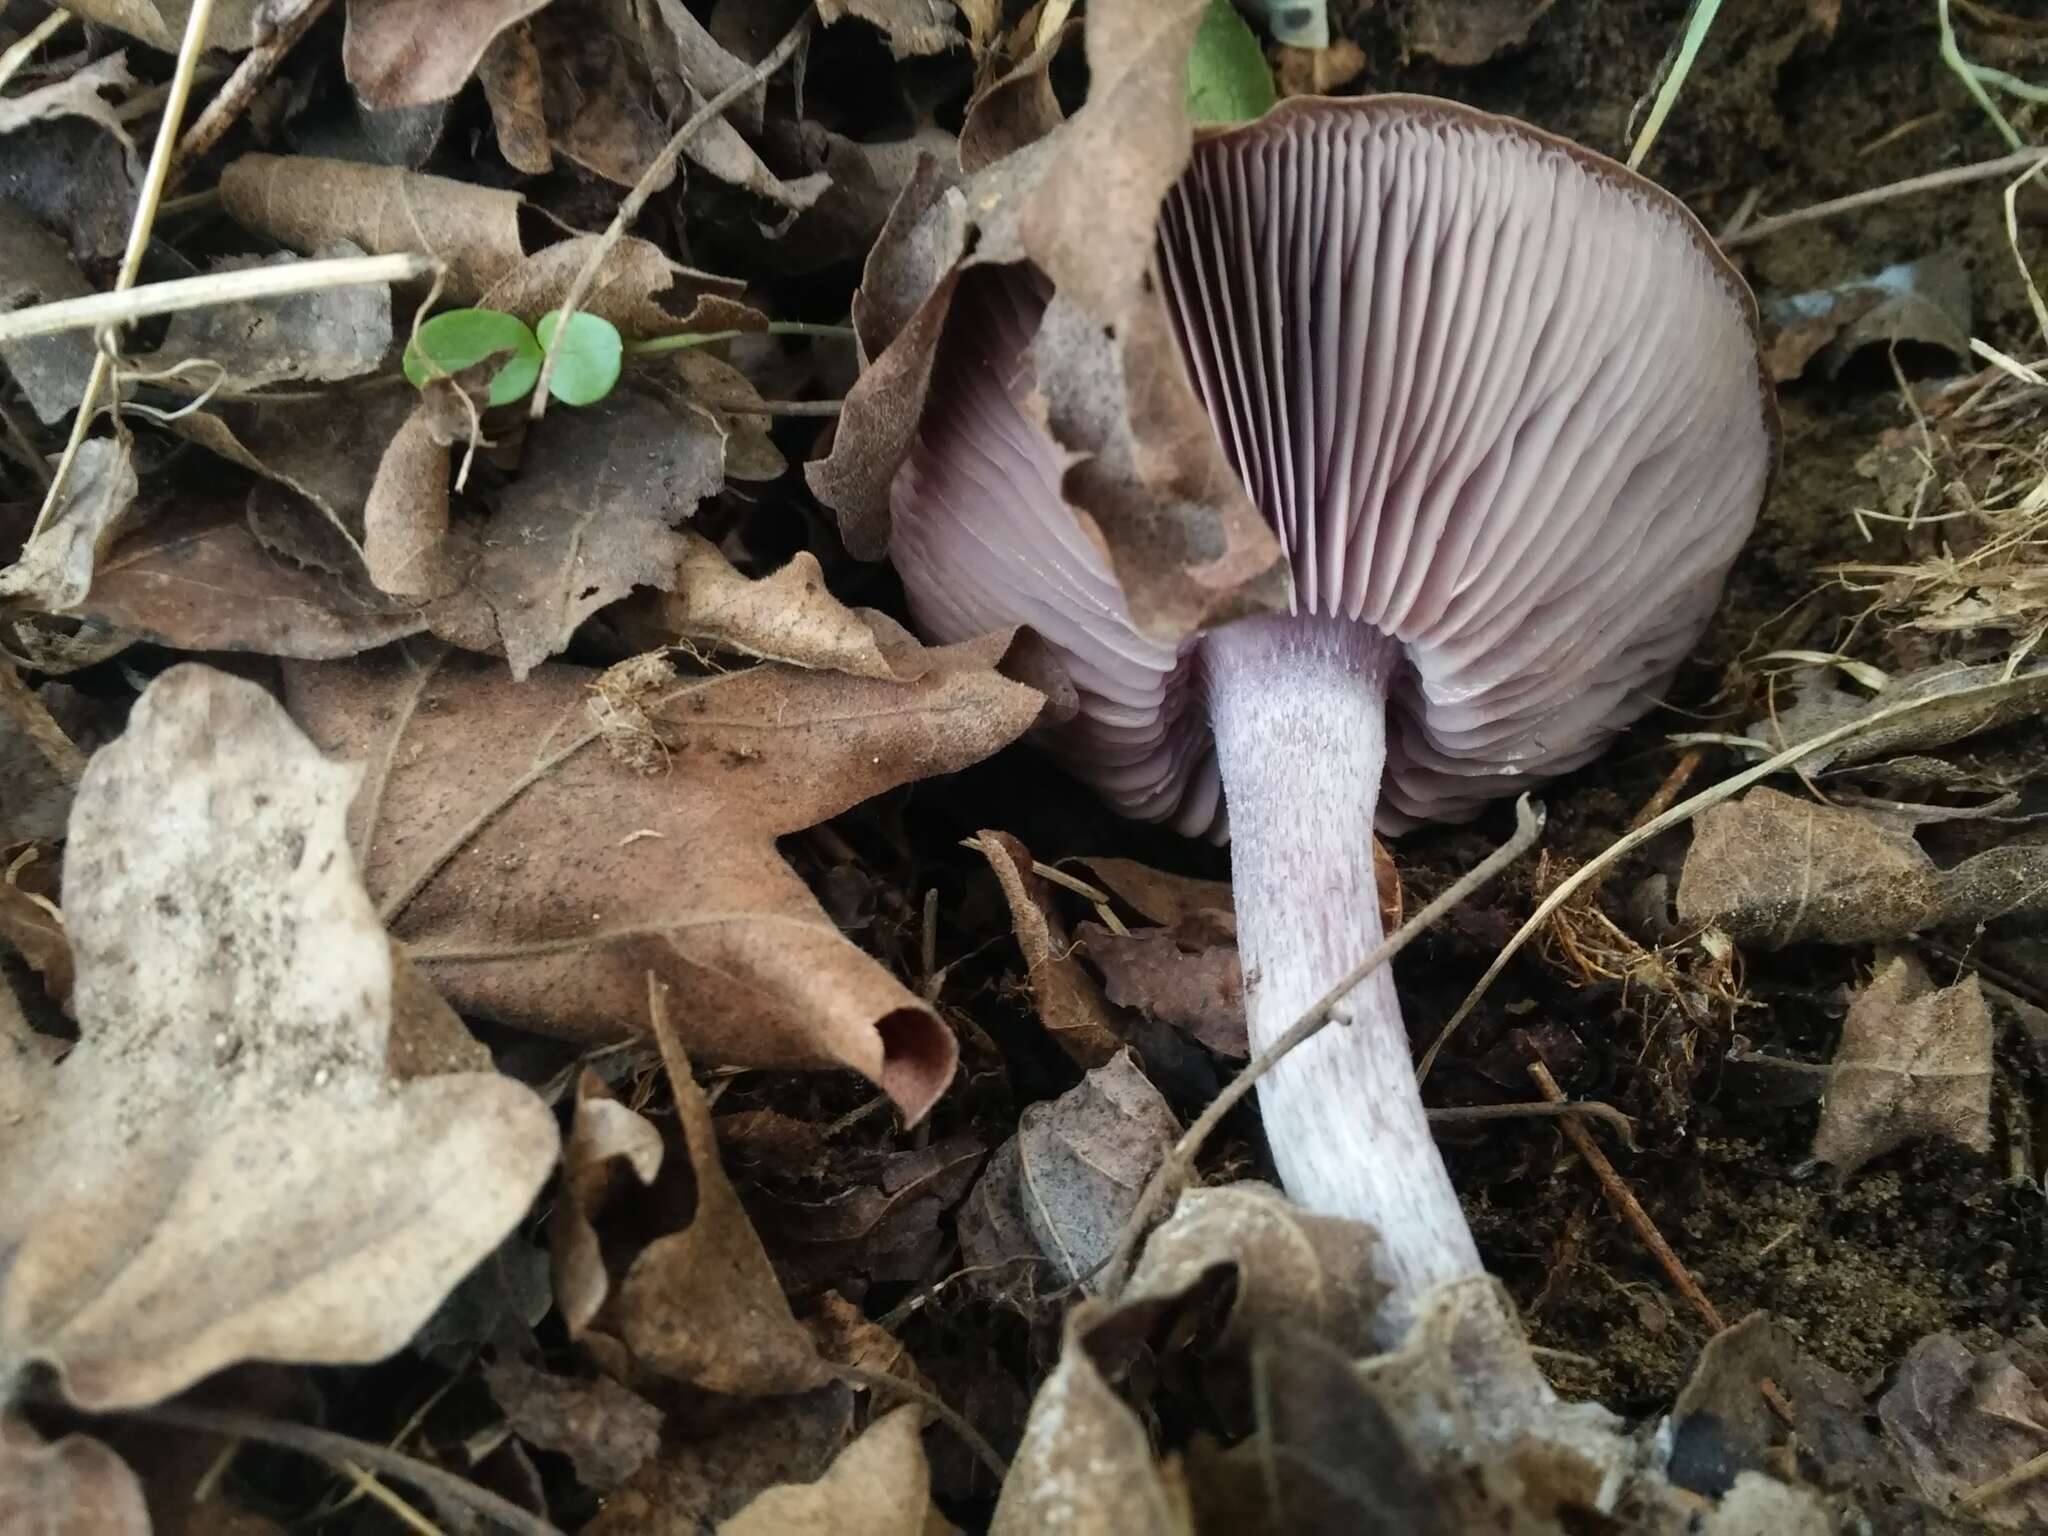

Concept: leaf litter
[[6, 0, 2048, 1529]]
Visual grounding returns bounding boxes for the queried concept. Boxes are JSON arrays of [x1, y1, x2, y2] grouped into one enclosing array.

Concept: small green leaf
[[402, 308, 541, 408], [536, 311, 624, 407], [1187, 0, 1277, 127]]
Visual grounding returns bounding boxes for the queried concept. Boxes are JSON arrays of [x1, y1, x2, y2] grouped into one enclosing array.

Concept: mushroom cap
[[888, 96, 1777, 834]]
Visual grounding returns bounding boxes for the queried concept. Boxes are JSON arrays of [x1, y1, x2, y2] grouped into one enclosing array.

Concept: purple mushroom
[[889, 97, 1776, 1329]]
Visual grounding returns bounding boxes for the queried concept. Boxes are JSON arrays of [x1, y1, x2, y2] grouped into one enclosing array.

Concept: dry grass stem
[[0, 253, 438, 344]]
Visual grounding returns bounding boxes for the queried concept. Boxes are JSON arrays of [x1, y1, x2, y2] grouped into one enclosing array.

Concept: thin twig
[[1961, 1446, 2048, 1510], [691, 394, 843, 417], [1418, 666, 2048, 1081], [339, 1461, 445, 1536], [530, 9, 812, 418], [1097, 795, 1547, 1297], [121, 1404, 562, 1536], [170, 0, 338, 181], [27, 0, 217, 541], [0, 660, 87, 781], [0, 253, 437, 343], [1721, 145, 2048, 249], [831, 1365, 1009, 1483], [1427, 1099, 1637, 1149], [1525, 1055, 1796, 1427]]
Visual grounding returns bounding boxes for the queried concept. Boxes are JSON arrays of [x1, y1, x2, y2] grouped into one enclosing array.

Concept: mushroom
[[889, 97, 1776, 1331]]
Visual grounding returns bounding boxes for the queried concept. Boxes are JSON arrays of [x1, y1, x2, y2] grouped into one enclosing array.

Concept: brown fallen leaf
[[220, 153, 526, 301], [1880, 1332, 2048, 1530], [484, 1359, 665, 1491], [1075, 856, 1232, 927], [582, 1385, 855, 1534], [818, 0, 962, 57], [1400, 0, 1557, 65], [54, 0, 259, 50], [81, 507, 427, 660], [971, 830, 1122, 1067], [1122, 1182, 1384, 1355], [0, 437, 139, 612], [718, 1403, 938, 1536], [805, 1292, 931, 1393], [477, 23, 554, 172], [345, 0, 551, 108], [476, 233, 759, 339], [1273, 38, 1368, 96], [285, 639, 1039, 1116], [1078, 918, 1244, 1058], [1811, 952, 1993, 1177], [0, 843, 70, 1006], [146, 243, 394, 391], [550, 1068, 665, 1339], [1675, 787, 2048, 946], [641, 533, 932, 680], [0, 665, 558, 1411], [362, 388, 468, 601], [807, 0, 1285, 640], [608, 994, 830, 1394], [464, 389, 725, 678], [0, 1420, 148, 1536], [989, 1302, 1192, 1536], [535, 15, 674, 188], [748, 1135, 985, 1294], [171, 383, 420, 532]]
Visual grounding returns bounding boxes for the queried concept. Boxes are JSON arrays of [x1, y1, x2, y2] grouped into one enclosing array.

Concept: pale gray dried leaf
[[989, 1304, 1191, 1536], [485, 1359, 664, 1491], [54, 0, 260, 50], [1, 701, 78, 844], [0, 437, 138, 612], [0, 199, 96, 423], [1676, 787, 2048, 946], [551, 1070, 664, 1339], [0, 1423, 149, 1536], [1018, 1051, 1177, 1289], [717, 1403, 933, 1536], [0, 54, 138, 154], [148, 242, 393, 389], [345, 0, 554, 108], [973, 830, 1123, 1068], [1811, 952, 1992, 1177], [0, 665, 559, 1411], [1880, 1332, 2048, 1529], [1698, 1474, 1834, 1536], [1123, 1181, 1382, 1353], [1079, 919, 1244, 1057], [477, 390, 726, 679], [1745, 662, 2048, 775]]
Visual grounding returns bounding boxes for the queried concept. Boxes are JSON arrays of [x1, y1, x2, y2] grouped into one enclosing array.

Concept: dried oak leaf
[[1676, 787, 2048, 946], [989, 1302, 1191, 1536], [476, 233, 758, 338], [345, 0, 552, 109], [0, 1420, 148, 1536], [483, 1359, 664, 1491], [284, 639, 1040, 1117], [0, 437, 139, 612], [971, 830, 1122, 1067], [1811, 952, 1992, 1177], [1880, 1332, 2048, 1529], [0, 665, 558, 1411], [718, 1403, 937, 1535], [606, 1001, 829, 1394], [583, 1384, 855, 1534], [807, 0, 1285, 642]]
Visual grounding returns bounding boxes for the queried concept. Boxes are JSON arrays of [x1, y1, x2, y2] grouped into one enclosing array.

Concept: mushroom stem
[[1203, 612, 1483, 1333]]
